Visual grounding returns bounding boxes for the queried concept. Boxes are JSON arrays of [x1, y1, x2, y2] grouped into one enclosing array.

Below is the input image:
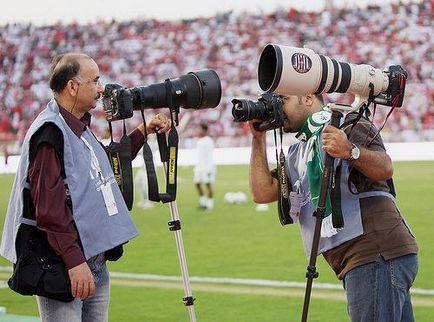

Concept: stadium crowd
[[0, 0, 433, 150]]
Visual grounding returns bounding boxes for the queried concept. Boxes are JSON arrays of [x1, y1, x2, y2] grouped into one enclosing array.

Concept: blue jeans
[[36, 254, 110, 322], [343, 254, 418, 322]]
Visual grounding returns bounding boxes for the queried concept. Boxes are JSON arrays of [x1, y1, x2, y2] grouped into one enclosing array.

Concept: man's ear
[[67, 79, 79, 96], [304, 94, 314, 107]]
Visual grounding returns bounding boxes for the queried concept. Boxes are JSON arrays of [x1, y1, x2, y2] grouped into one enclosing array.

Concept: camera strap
[[141, 110, 178, 203], [156, 126, 178, 203], [330, 106, 368, 228], [330, 159, 344, 228], [106, 121, 134, 210], [274, 127, 293, 225]]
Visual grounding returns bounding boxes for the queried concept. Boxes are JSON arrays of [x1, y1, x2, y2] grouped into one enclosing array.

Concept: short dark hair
[[48, 54, 81, 93], [199, 123, 208, 132], [315, 94, 324, 105]]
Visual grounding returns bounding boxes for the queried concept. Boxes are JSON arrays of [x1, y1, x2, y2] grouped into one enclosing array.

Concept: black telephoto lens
[[131, 69, 221, 110]]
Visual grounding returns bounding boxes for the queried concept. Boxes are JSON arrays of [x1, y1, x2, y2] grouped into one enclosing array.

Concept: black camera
[[232, 93, 284, 131], [102, 69, 222, 121]]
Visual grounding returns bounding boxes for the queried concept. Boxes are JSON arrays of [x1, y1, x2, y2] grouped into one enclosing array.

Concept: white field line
[[1, 266, 434, 296]]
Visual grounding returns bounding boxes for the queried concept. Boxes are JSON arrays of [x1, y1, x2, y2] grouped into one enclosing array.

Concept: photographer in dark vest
[[0, 53, 170, 321]]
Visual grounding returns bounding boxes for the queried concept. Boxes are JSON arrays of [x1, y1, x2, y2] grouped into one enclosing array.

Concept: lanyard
[[58, 112, 105, 183], [81, 135, 105, 183]]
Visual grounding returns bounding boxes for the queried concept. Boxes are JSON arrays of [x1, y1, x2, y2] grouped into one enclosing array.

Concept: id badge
[[101, 182, 118, 216], [289, 191, 303, 218]]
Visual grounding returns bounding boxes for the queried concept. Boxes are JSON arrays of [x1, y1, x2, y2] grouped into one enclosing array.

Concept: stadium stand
[[0, 0, 433, 151]]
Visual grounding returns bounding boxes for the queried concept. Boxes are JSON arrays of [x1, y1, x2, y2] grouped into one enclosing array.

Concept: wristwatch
[[348, 143, 360, 161]]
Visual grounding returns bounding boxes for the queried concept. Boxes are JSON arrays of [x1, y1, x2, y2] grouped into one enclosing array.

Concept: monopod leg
[[301, 109, 343, 322], [163, 162, 197, 322]]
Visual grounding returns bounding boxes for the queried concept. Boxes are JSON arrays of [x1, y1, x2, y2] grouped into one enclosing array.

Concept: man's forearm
[[351, 147, 393, 181], [249, 136, 278, 203]]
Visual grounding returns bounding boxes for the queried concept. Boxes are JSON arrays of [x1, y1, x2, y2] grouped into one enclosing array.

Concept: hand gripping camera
[[232, 44, 408, 130]]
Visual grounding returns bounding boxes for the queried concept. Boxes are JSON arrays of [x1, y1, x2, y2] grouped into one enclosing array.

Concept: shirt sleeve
[[129, 128, 145, 159], [346, 117, 386, 151], [270, 168, 278, 180], [28, 142, 86, 269]]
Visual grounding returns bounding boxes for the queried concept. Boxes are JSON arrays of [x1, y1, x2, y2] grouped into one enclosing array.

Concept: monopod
[[141, 105, 197, 321], [301, 104, 346, 322], [161, 161, 197, 322]]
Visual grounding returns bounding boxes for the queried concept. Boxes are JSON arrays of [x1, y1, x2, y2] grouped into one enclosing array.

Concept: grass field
[[1, 161, 433, 321]]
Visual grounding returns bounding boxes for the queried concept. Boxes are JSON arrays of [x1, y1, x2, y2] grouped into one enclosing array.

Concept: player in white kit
[[193, 123, 216, 211]]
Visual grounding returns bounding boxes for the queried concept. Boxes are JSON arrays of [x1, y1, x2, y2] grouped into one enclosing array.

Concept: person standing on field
[[0, 52, 170, 322], [194, 123, 216, 211], [249, 93, 418, 321]]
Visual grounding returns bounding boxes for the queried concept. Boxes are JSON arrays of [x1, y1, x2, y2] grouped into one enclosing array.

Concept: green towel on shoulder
[[295, 107, 338, 238]]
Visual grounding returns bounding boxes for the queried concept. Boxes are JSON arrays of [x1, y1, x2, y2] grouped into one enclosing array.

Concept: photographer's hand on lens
[[149, 113, 171, 134], [68, 262, 95, 299], [137, 113, 171, 135], [322, 125, 352, 160]]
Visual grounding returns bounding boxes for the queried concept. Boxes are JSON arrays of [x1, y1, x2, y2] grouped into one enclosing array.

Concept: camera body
[[232, 93, 284, 131], [103, 84, 135, 121], [102, 69, 222, 121]]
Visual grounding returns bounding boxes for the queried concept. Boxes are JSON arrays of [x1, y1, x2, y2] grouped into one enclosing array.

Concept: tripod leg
[[163, 163, 197, 322]]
